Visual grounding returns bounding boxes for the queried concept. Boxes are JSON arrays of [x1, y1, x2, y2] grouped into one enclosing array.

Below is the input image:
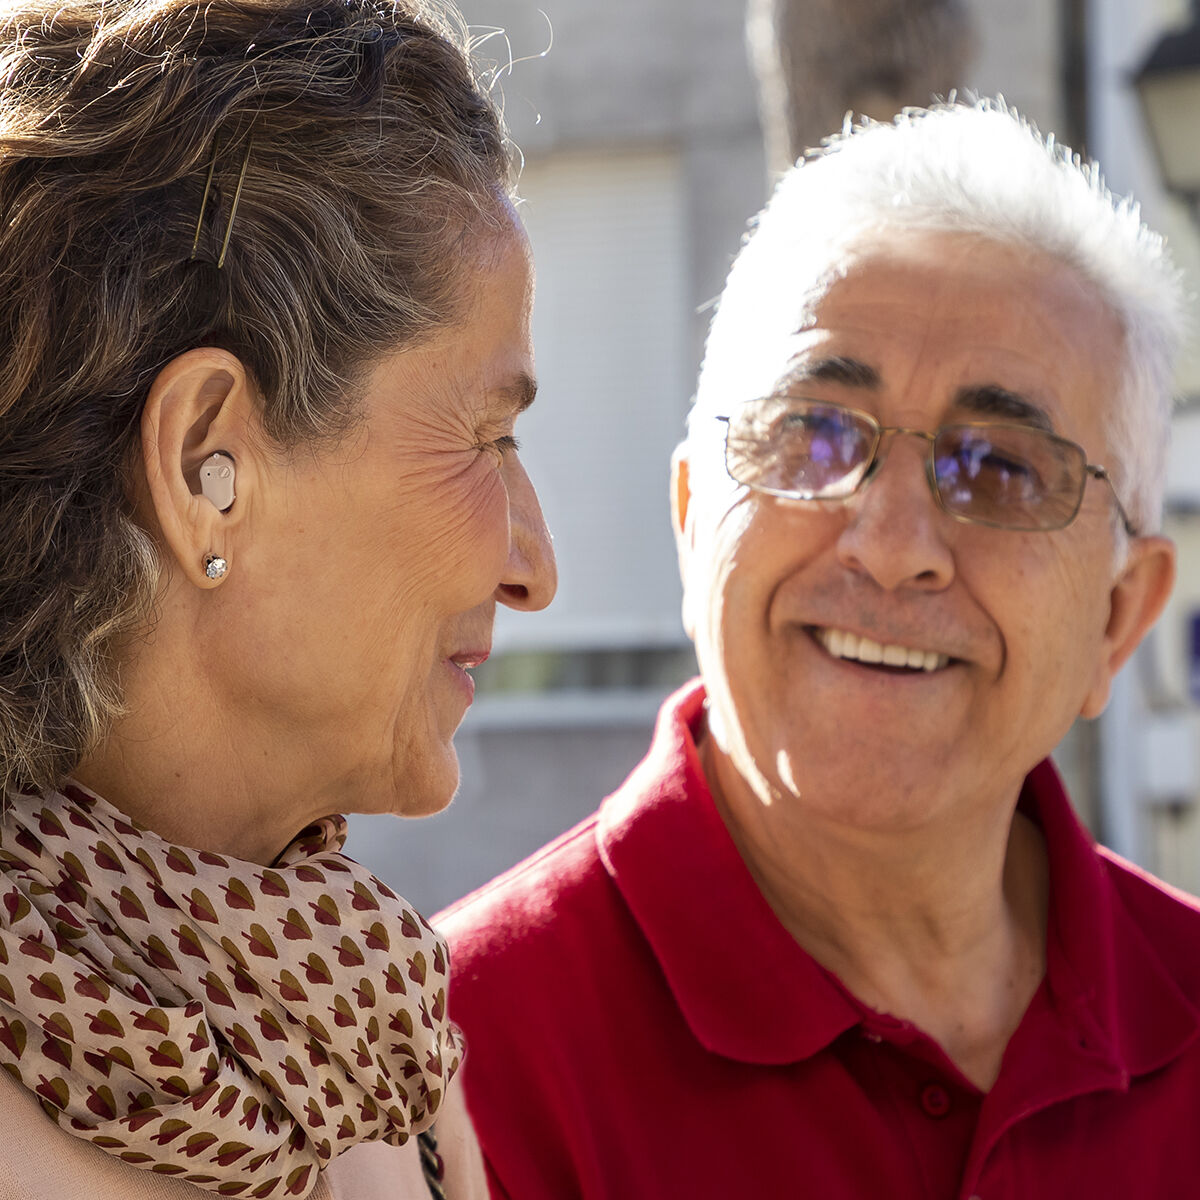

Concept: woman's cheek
[[433, 459, 513, 598]]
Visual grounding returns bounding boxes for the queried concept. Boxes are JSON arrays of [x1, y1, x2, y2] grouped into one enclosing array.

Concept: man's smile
[[809, 625, 952, 672]]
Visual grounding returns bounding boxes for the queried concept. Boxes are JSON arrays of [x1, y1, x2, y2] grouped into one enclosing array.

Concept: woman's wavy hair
[[0, 0, 513, 797]]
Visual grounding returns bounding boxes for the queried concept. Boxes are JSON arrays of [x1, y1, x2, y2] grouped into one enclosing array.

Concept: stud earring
[[204, 554, 228, 580]]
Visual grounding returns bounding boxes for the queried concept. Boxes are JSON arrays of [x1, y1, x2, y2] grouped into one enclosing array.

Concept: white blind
[[494, 148, 692, 651]]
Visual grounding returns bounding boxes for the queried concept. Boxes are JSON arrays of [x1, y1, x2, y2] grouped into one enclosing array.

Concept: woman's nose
[[496, 456, 557, 611]]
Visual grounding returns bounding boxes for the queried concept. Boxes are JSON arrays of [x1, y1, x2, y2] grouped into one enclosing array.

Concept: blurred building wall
[[1086, 0, 1200, 888], [349, 0, 1200, 912]]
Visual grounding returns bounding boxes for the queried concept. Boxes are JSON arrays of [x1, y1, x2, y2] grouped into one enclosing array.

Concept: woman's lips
[[449, 650, 490, 670], [444, 650, 489, 703]]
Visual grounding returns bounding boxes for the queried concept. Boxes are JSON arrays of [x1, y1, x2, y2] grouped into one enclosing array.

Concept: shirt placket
[[852, 1015, 984, 1200]]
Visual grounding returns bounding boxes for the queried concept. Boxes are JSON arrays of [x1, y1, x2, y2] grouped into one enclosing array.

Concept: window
[[495, 148, 692, 655]]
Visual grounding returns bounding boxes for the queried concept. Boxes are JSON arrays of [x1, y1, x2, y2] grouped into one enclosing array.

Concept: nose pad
[[496, 458, 557, 612], [857, 428, 940, 504]]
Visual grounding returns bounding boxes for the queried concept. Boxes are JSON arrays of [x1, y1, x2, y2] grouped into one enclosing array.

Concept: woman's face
[[206, 228, 555, 818]]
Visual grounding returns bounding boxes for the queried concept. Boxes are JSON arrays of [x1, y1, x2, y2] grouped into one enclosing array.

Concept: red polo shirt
[[437, 682, 1200, 1199]]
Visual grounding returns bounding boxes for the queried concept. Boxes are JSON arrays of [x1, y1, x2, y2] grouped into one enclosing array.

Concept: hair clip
[[189, 134, 254, 269]]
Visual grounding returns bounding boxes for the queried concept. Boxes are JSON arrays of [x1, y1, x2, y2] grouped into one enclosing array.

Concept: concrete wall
[[458, 0, 769, 372], [350, 698, 667, 913], [961, 0, 1063, 130]]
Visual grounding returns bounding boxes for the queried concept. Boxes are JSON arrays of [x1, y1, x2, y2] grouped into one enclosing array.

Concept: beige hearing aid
[[199, 452, 236, 512]]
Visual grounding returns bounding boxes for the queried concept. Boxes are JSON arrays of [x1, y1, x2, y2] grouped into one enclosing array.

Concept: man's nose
[[495, 455, 557, 612], [834, 435, 955, 592]]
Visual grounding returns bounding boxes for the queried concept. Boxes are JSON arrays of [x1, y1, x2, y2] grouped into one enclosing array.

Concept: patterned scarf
[[0, 782, 461, 1196]]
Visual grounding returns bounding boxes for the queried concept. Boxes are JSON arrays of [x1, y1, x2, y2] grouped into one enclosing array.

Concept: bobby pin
[[189, 133, 254, 269]]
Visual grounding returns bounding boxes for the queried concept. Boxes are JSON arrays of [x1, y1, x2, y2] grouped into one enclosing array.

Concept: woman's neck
[[73, 653, 330, 865]]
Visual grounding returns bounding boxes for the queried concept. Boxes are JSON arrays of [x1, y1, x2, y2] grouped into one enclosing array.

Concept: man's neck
[[700, 731, 1050, 1091]]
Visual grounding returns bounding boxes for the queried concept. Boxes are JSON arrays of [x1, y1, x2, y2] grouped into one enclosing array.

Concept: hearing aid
[[199, 452, 236, 512]]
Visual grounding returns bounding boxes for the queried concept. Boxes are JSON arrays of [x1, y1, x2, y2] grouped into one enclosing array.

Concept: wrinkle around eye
[[475, 433, 520, 462]]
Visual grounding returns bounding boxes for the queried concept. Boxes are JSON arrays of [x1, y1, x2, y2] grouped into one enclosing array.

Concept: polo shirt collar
[[597, 680, 860, 1065], [598, 681, 1200, 1077], [1025, 759, 1200, 1078]]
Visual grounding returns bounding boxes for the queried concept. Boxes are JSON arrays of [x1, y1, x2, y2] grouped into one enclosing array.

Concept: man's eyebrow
[[490, 372, 538, 414], [953, 384, 1055, 432], [775, 356, 881, 392]]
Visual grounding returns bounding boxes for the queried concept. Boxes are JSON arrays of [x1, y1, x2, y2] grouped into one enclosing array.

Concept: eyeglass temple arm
[[1087, 465, 1138, 538]]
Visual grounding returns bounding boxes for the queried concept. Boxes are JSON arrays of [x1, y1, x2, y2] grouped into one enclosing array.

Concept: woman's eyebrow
[[953, 384, 1055, 432], [489, 372, 538, 414]]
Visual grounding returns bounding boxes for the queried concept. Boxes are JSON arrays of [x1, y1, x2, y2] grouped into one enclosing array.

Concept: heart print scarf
[[0, 782, 461, 1196]]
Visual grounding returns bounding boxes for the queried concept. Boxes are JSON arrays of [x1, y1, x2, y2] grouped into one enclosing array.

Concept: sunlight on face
[[687, 231, 1130, 833], [207, 225, 555, 822]]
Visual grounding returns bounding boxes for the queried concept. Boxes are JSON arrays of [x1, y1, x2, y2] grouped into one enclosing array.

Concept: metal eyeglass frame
[[715, 403, 1139, 538]]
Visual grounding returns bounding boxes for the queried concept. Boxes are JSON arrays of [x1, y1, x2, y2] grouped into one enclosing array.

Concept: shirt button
[[920, 1082, 951, 1118]]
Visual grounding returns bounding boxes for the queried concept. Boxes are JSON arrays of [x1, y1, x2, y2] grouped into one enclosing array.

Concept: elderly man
[[437, 100, 1200, 1197]]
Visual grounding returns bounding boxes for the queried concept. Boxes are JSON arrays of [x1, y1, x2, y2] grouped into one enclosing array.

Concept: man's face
[[676, 231, 1174, 830]]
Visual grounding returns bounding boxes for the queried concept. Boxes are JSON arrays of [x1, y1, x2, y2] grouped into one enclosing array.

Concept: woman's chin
[[381, 746, 461, 819]]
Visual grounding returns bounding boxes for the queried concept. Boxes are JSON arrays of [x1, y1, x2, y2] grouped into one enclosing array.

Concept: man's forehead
[[748, 232, 1121, 429], [695, 228, 1123, 454], [787, 232, 1074, 329]]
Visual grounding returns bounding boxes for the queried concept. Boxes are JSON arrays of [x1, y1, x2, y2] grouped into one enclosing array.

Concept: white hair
[[688, 97, 1188, 534]]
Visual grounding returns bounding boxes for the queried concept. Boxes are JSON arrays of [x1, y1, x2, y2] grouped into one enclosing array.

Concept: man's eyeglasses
[[716, 397, 1138, 536]]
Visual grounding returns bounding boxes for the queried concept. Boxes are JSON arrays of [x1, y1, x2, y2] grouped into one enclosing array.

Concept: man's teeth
[[814, 627, 949, 672]]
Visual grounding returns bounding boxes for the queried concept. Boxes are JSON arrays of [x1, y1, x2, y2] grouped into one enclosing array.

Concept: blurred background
[[349, 0, 1200, 912]]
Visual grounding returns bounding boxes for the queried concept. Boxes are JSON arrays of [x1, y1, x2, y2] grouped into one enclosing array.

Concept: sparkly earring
[[204, 554, 228, 580]]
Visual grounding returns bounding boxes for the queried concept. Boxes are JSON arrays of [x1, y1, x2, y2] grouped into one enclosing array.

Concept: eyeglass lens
[[724, 400, 1088, 531]]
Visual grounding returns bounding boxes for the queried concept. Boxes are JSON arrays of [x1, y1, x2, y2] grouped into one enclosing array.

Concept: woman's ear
[[139, 347, 261, 588]]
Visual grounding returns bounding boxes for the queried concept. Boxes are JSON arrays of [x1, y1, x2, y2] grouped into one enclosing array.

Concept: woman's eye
[[481, 433, 519, 454]]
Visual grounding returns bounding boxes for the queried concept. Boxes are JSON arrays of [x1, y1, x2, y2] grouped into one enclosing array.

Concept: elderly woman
[[0, 0, 555, 1195]]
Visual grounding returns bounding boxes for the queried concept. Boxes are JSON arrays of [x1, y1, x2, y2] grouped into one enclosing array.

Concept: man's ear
[[670, 445, 693, 542], [671, 447, 698, 640], [1080, 535, 1176, 718], [139, 347, 261, 588]]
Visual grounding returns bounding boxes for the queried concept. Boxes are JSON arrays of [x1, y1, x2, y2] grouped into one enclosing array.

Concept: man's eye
[[949, 441, 1046, 505], [963, 442, 1036, 482], [980, 451, 1035, 478]]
